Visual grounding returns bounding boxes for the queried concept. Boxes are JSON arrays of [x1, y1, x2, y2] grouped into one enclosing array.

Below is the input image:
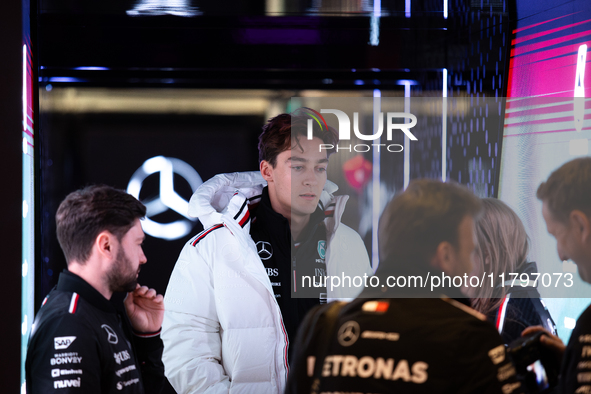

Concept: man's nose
[[140, 249, 147, 265], [303, 169, 319, 185]]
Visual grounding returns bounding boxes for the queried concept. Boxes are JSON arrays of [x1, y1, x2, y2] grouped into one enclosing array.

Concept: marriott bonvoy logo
[[302, 107, 418, 152]]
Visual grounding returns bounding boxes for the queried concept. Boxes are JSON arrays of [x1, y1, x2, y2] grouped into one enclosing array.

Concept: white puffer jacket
[[162, 172, 372, 394]]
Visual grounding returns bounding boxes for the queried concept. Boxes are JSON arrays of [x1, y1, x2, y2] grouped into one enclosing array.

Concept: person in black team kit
[[524, 157, 591, 394], [26, 185, 165, 394], [287, 179, 524, 394]]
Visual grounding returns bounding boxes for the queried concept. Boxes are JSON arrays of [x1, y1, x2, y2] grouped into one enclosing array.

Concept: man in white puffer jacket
[[161, 113, 372, 394]]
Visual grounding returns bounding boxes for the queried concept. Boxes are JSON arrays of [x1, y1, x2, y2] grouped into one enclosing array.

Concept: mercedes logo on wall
[[127, 156, 202, 241]]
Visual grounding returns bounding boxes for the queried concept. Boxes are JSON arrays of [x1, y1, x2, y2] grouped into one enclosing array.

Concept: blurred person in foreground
[[25, 185, 165, 393], [162, 112, 372, 393], [286, 179, 523, 394], [523, 157, 591, 394], [467, 198, 556, 344]]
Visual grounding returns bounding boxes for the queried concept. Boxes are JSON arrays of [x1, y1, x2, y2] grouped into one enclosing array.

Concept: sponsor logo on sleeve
[[502, 382, 521, 394], [497, 364, 516, 381], [116, 378, 140, 390], [115, 364, 137, 377], [488, 345, 506, 365], [53, 378, 81, 389], [265, 268, 279, 277], [317, 241, 326, 260], [52, 368, 84, 377], [101, 324, 118, 344], [256, 241, 273, 260], [113, 350, 131, 365], [50, 352, 82, 366], [337, 321, 360, 347], [54, 336, 76, 350], [361, 331, 400, 341]]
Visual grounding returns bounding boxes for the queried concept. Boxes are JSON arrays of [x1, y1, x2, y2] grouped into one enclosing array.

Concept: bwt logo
[[301, 107, 417, 153]]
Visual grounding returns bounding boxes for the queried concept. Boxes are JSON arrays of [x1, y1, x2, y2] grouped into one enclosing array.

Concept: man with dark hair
[[286, 179, 523, 394], [26, 185, 165, 394], [162, 112, 372, 393], [523, 157, 591, 394]]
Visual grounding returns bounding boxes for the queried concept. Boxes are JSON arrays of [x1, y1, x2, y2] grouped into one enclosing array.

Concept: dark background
[[10, 0, 519, 392], [38, 112, 264, 300], [1, 0, 24, 392]]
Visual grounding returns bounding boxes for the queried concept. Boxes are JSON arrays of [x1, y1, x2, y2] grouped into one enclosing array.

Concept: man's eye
[[317, 167, 327, 172], [292, 166, 303, 170]]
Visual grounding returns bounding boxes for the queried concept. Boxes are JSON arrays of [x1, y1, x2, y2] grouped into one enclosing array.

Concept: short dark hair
[[56, 185, 146, 264], [378, 179, 482, 266], [258, 111, 338, 167], [537, 157, 591, 222]]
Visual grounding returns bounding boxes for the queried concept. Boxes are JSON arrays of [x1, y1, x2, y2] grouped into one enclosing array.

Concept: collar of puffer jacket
[[188, 171, 339, 230]]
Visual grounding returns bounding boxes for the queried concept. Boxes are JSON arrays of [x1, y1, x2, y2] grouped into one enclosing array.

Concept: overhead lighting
[[126, 0, 201, 17]]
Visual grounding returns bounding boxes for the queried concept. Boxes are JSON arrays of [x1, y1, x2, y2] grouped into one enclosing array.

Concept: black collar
[[57, 270, 117, 314], [255, 187, 326, 243], [256, 187, 290, 233]]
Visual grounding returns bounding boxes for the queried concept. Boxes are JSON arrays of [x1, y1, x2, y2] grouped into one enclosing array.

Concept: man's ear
[[260, 160, 273, 183], [95, 231, 115, 260], [571, 210, 591, 244], [431, 241, 455, 274]]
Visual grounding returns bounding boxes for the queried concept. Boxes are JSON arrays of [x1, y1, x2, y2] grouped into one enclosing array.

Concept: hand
[[124, 284, 164, 333], [522, 325, 566, 361]]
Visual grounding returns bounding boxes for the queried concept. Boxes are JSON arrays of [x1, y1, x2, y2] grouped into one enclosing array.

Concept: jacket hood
[[188, 171, 340, 229]]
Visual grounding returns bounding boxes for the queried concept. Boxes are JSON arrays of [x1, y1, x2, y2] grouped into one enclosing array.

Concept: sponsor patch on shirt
[[54, 336, 76, 350], [317, 241, 326, 259], [50, 352, 82, 366], [317, 355, 428, 383], [54, 378, 81, 389], [361, 330, 400, 341], [115, 364, 137, 378], [113, 350, 131, 365], [102, 324, 119, 344], [488, 345, 505, 365], [116, 378, 140, 390], [501, 382, 521, 394], [51, 368, 83, 378], [497, 364, 516, 381]]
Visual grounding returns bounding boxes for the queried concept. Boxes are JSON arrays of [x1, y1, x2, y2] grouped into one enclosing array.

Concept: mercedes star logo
[[337, 320, 360, 347], [127, 156, 203, 240], [256, 241, 273, 260], [101, 324, 119, 344]]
